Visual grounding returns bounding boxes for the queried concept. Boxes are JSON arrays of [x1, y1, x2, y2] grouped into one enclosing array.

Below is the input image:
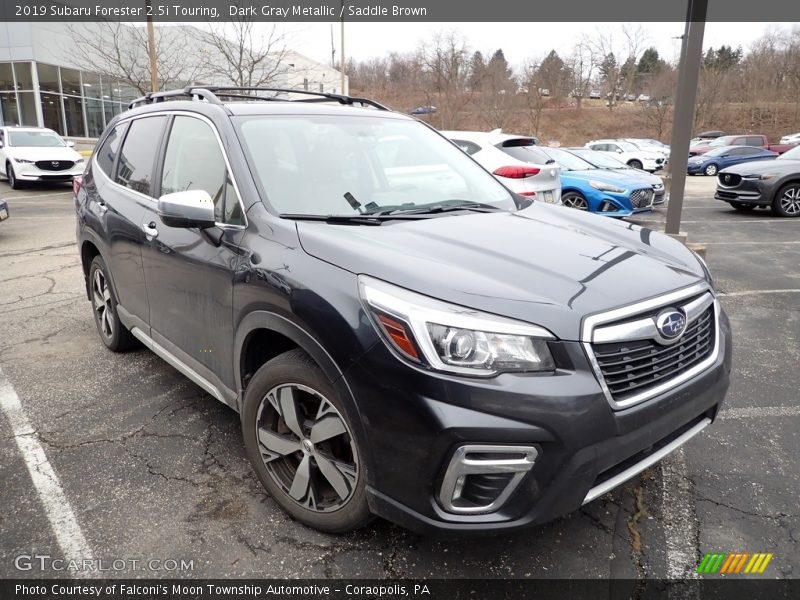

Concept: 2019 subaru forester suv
[[75, 87, 731, 534]]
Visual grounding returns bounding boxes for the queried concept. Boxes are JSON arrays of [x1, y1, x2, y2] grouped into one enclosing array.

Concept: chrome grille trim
[[581, 283, 720, 410]]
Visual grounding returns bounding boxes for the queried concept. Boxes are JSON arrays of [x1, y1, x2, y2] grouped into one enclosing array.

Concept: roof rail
[[129, 86, 389, 111]]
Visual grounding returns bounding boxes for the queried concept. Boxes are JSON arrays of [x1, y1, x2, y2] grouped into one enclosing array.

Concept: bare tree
[[418, 30, 472, 129], [641, 67, 677, 139], [67, 22, 203, 94], [521, 59, 547, 136], [567, 39, 597, 108], [193, 20, 289, 88]]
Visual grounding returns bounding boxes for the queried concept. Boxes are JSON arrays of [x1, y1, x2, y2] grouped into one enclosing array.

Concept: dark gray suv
[[74, 87, 731, 534]]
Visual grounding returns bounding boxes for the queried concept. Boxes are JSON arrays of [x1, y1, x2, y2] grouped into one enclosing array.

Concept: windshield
[[708, 136, 735, 147], [8, 130, 66, 147], [779, 145, 800, 160], [615, 141, 639, 152], [537, 147, 596, 171], [568, 148, 628, 169], [235, 115, 514, 217]]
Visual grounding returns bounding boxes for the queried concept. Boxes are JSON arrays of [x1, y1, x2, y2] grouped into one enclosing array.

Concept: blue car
[[687, 145, 777, 176], [536, 146, 659, 217]]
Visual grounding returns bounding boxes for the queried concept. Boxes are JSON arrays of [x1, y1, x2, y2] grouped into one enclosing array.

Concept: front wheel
[[561, 191, 589, 211], [242, 349, 372, 533], [6, 163, 22, 190], [772, 183, 800, 217], [704, 163, 719, 176], [628, 159, 643, 170]]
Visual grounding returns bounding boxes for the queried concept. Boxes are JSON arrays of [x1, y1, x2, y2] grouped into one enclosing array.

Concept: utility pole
[[665, 0, 707, 236], [145, 0, 158, 92], [340, 1, 346, 94]]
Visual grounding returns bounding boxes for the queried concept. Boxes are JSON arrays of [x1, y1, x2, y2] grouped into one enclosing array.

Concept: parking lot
[[0, 176, 797, 579]]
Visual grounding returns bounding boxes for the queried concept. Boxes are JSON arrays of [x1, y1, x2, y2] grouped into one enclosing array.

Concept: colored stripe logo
[[697, 552, 773, 574]]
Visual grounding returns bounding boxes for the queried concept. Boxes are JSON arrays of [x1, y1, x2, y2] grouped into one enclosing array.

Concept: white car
[[779, 132, 800, 145], [585, 139, 666, 172], [624, 138, 671, 160], [0, 127, 85, 189], [442, 130, 561, 204]]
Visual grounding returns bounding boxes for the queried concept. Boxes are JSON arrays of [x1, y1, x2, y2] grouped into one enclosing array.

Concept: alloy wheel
[[780, 186, 800, 216], [562, 193, 589, 211], [92, 268, 114, 338], [705, 164, 718, 176], [256, 383, 358, 512]]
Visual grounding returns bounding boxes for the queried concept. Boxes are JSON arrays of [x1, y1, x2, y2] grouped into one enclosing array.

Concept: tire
[[628, 159, 643, 170], [704, 163, 719, 176], [88, 255, 138, 351], [242, 349, 372, 533], [6, 163, 22, 190], [561, 191, 590, 211], [730, 203, 755, 212], [772, 182, 800, 218]]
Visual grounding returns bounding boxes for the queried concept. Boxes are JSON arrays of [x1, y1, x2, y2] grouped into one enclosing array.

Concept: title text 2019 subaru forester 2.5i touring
[[75, 87, 731, 534]]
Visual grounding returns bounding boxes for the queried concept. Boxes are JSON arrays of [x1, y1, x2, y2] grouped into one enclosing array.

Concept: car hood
[[297, 204, 707, 341], [561, 168, 652, 188], [720, 159, 798, 175], [7, 146, 82, 162], [601, 169, 662, 186]]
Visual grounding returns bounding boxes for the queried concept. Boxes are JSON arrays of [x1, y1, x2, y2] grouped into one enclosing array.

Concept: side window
[[608, 144, 620, 153], [95, 122, 127, 178], [160, 116, 243, 225], [115, 116, 167, 196], [746, 136, 763, 147], [451, 139, 481, 156], [726, 148, 744, 156]]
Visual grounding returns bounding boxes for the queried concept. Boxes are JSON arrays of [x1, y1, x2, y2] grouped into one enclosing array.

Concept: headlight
[[359, 276, 555, 376], [14, 158, 34, 164], [75, 158, 85, 164], [589, 180, 626, 194], [758, 172, 778, 180]]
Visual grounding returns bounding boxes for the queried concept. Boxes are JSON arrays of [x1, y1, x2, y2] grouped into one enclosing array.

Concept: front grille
[[459, 473, 515, 507], [715, 190, 738, 200], [591, 305, 715, 402], [655, 158, 665, 164], [630, 188, 654, 208], [718, 172, 741, 187], [35, 160, 74, 171]]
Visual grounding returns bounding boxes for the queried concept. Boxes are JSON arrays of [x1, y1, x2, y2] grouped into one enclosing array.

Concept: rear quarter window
[[94, 122, 127, 178]]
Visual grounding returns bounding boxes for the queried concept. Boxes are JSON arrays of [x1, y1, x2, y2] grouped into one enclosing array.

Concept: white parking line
[[0, 366, 94, 571], [704, 241, 800, 246], [1, 192, 72, 201], [661, 448, 700, 582], [720, 406, 800, 419], [719, 289, 800, 297]]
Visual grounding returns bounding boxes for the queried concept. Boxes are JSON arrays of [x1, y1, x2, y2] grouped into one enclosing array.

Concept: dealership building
[[0, 21, 346, 138]]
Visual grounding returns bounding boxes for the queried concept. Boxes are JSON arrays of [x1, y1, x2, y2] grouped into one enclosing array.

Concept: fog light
[[438, 445, 538, 515]]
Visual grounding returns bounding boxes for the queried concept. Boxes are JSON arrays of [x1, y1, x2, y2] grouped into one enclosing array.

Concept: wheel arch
[[772, 177, 800, 202]]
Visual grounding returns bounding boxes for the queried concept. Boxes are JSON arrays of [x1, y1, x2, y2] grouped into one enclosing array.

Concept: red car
[[690, 134, 798, 156]]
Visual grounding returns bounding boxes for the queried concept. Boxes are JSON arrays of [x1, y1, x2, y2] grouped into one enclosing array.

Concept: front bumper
[[687, 162, 707, 174], [12, 162, 83, 181], [348, 308, 732, 535], [714, 179, 770, 206]]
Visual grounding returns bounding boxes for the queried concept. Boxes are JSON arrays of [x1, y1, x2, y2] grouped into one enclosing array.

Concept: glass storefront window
[[0, 92, 20, 125], [38, 64, 60, 94], [63, 95, 85, 137], [18, 92, 38, 126], [41, 92, 64, 134], [14, 63, 33, 90], [103, 100, 114, 125], [82, 71, 102, 99], [85, 98, 105, 137], [0, 64, 14, 90], [61, 68, 82, 96]]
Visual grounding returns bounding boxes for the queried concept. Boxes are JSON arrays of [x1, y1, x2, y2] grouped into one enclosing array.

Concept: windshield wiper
[[279, 213, 431, 225], [366, 201, 504, 216]]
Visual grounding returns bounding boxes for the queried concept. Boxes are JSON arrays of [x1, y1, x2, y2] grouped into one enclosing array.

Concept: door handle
[[142, 222, 158, 239]]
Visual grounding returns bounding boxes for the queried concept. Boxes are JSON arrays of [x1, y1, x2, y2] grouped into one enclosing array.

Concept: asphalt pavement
[[0, 175, 797, 579]]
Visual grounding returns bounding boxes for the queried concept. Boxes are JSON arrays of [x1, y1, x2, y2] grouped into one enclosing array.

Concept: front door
[[140, 114, 246, 396]]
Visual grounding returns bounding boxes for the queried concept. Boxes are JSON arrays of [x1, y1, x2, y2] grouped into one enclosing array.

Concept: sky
[[269, 21, 790, 70]]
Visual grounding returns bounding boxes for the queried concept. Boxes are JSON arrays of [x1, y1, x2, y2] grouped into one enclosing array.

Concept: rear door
[[86, 116, 168, 329], [140, 113, 246, 397]]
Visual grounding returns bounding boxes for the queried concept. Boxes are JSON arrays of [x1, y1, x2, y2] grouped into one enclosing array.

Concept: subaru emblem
[[655, 309, 687, 342]]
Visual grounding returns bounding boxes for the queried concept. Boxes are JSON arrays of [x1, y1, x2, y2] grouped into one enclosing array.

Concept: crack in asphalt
[[695, 493, 800, 521]]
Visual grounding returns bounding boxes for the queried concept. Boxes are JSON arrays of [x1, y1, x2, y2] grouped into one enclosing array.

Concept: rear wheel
[[242, 349, 372, 533], [772, 183, 800, 217], [88, 256, 137, 351], [628, 159, 643, 170], [561, 191, 589, 211], [6, 163, 22, 190], [704, 163, 719, 176]]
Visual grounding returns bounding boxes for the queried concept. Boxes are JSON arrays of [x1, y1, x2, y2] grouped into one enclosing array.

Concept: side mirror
[[66, 141, 75, 148], [157, 190, 216, 229], [616, 148, 623, 153]]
